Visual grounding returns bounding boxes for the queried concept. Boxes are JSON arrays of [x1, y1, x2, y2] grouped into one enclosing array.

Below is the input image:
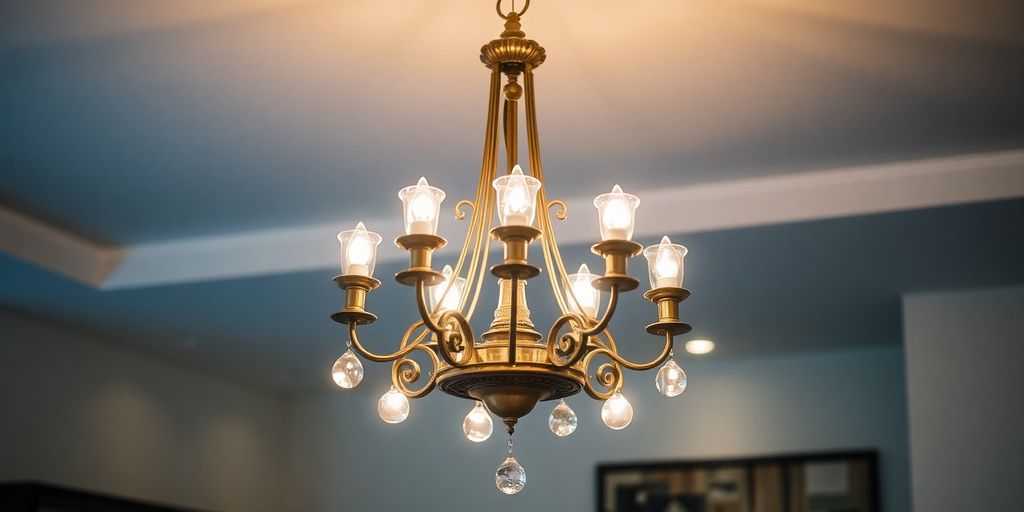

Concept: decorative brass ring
[[491, 262, 542, 280], [331, 309, 378, 325], [395, 268, 445, 287], [593, 275, 639, 293], [496, 0, 530, 19], [643, 287, 692, 304], [645, 321, 692, 336], [332, 275, 382, 291]]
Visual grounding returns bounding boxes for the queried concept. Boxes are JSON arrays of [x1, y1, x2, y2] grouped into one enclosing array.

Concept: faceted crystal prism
[[548, 399, 578, 437], [495, 456, 526, 495], [655, 358, 687, 397], [331, 348, 363, 389]]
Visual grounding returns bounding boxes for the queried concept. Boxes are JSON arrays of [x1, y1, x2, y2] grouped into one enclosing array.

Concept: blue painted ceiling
[[1, 0, 1023, 243]]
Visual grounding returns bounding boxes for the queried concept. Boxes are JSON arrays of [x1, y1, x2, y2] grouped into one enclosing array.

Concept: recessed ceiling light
[[685, 339, 715, 355]]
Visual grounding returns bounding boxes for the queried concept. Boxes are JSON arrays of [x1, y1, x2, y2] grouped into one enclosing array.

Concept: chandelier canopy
[[329, 0, 693, 494]]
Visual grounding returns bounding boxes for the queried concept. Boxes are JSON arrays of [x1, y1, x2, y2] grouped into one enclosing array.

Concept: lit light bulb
[[400, 177, 445, 235], [430, 265, 464, 312], [644, 236, 687, 289], [331, 348, 363, 389], [493, 165, 541, 226], [339, 221, 381, 276], [548, 399, 578, 437], [655, 357, 687, 397], [601, 391, 633, 430], [594, 184, 639, 240], [377, 386, 410, 424], [685, 339, 715, 355], [567, 263, 600, 318], [463, 401, 493, 442]]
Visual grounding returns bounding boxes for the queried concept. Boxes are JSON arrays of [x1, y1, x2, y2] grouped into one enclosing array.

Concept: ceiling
[[1, 0, 1022, 243], [1, 1, 1023, 394]]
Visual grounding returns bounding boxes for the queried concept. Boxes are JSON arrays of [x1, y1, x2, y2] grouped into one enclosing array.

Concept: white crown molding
[[0, 206, 124, 287], [3, 150, 1023, 290]]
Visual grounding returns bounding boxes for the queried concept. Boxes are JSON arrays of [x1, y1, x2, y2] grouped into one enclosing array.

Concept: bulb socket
[[331, 275, 382, 325]]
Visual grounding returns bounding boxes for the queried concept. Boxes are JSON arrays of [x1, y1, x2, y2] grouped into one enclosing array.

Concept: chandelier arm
[[391, 343, 439, 398], [578, 284, 621, 338], [454, 67, 501, 316], [347, 322, 424, 363], [589, 333, 675, 373], [414, 280, 448, 335], [522, 64, 574, 314], [464, 67, 503, 320]]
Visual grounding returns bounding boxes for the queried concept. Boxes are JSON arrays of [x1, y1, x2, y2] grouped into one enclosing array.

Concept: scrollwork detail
[[582, 348, 623, 400], [454, 199, 476, 220], [546, 199, 568, 221], [546, 313, 588, 368], [392, 343, 440, 398]]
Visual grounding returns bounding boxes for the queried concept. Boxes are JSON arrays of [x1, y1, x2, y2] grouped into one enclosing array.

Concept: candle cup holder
[[395, 234, 447, 286], [490, 225, 542, 280], [591, 240, 643, 292], [331, 274, 382, 325], [642, 287, 692, 335]]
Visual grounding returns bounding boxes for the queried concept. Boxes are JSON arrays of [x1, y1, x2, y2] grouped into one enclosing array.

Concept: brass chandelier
[[329, 0, 693, 495]]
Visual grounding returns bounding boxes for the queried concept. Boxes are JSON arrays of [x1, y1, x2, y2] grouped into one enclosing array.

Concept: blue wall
[[285, 345, 911, 511]]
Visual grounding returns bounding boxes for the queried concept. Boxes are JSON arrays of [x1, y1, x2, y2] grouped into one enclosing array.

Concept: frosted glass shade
[[337, 222, 382, 277], [493, 165, 542, 226], [429, 265, 467, 313], [643, 236, 687, 289], [593, 184, 639, 241], [566, 263, 600, 318], [398, 177, 446, 235]]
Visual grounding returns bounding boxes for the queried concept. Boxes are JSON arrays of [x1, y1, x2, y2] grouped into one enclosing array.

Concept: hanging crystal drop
[[331, 341, 363, 389], [548, 399, 578, 437], [495, 435, 526, 495], [655, 353, 687, 397]]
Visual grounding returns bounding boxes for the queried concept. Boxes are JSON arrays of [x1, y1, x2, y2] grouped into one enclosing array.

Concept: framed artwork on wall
[[597, 450, 879, 512]]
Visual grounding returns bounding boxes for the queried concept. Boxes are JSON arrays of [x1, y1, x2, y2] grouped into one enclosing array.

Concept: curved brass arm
[[348, 322, 425, 363], [412, 279, 477, 367], [414, 280, 447, 334], [591, 333, 674, 372], [578, 284, 620, 338]]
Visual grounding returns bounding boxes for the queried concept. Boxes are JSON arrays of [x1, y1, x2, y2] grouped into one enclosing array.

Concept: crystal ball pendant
[[548, 399, 578, 437], [331, 348, 363, 389], [495, 456, 526, 494], [655, 357, 687, 397]]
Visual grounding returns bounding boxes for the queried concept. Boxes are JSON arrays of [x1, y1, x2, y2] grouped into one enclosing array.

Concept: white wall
[[0, 311, 287, 512], [285, 345, 911, 512], [903, 286, 1024, 512]]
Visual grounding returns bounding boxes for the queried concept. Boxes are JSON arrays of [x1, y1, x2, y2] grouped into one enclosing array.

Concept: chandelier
[[329, 0, 693, 495]]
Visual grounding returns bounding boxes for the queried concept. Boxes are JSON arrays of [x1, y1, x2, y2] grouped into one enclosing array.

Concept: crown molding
[[3, 150, 1022, 290]]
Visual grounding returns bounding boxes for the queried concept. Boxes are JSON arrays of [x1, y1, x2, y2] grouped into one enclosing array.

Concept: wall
[[0, 311, 286, 512], [285, 345, 911, 512], [903, 286, 1024, 512]]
